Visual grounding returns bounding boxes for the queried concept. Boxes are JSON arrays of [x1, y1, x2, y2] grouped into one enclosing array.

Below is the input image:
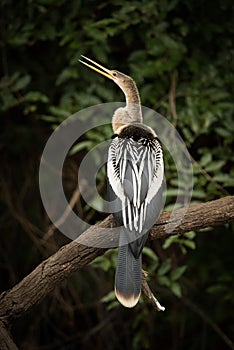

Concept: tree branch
[[0, 196, 233, 325], [142, 270, 165, 312], [0, 320, 18, 350]]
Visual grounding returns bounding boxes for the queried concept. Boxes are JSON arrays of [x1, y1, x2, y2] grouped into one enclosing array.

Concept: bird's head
[[79, 55, 142, 130], [79, 55, 135, 92]]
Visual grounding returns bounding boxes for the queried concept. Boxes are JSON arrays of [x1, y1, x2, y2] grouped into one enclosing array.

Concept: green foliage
[[91, 249, 117, 272], [155, 257, 187, 298], [163, 231, 196, 253], [1, 0, 234, 349]]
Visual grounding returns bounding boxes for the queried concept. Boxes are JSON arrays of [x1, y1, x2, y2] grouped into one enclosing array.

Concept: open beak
[[79, 55, 114, 80]]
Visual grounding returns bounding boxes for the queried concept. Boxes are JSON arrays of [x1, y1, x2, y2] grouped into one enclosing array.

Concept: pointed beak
[[79, 55, 114, 80]]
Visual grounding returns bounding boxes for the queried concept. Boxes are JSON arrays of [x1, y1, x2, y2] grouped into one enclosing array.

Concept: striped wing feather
[[107, 136, 164, 257], [108, 135, 164, 307]]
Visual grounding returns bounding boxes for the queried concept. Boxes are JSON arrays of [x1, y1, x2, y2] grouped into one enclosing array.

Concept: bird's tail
[[115, 244, 142, 308]]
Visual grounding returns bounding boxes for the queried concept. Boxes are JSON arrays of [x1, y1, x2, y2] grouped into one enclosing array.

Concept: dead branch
[[0, 196, 233, 328], [142, 270, 165, 312], [0, 320, 18, 350]]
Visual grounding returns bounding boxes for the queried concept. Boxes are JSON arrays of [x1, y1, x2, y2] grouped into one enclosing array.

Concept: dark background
[[0, 0, 234, 349]]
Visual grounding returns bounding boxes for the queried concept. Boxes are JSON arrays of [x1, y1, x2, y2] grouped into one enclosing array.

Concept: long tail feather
[[115, 244, 142, 308]]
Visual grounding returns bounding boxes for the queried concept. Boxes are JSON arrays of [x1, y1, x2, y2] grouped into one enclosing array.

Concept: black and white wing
[[107, 136, 164, 255]]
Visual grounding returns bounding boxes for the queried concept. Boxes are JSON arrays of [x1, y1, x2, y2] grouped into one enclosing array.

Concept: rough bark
[[0, 196, 233, 329], [150, 195, 234, 239], [0, 321, 18, 350]]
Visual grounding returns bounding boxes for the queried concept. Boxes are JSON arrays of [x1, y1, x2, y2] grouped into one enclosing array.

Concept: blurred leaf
[[163, 235, 178, 249], [101, 291, 115, 303], [69, 141, 93, 155], [12, 74, 31, 91], [170, 265, 187, 281], [157, 275, 171, 287], [170, 282, 182, 297], [192, 190, 206, 199], [49, 106, 71, 119], [157, 258, 171, 276], [199, 153, 212, 167], [184, 231, 196, 239], [205, 160, 225, 172], [56, 67, 79, 85], [90, 255, 111, 271], [24, 91, 49, 103], [183, 240, 196, 250], [142, 247, 159, 263]]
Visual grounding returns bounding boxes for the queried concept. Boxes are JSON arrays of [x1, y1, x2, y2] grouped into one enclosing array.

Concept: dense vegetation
[[0, 0, 233, 349]]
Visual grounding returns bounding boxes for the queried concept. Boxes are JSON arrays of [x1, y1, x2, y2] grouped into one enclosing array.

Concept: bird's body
[[108, 124, 163, 307], [79, 56, 164, 307]]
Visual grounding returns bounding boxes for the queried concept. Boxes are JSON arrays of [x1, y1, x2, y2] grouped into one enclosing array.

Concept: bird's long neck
[[113, 79, 142, 133], [123, 79, 141, 106]]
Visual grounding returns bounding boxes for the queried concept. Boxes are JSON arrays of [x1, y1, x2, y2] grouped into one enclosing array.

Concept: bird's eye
[[112, 72, 117, 77]]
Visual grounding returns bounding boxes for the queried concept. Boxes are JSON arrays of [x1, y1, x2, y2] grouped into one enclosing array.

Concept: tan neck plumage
[[112, 79, 142, 133]]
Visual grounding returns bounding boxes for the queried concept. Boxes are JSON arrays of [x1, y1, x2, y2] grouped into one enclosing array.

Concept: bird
[[79, 55, 164, 308]]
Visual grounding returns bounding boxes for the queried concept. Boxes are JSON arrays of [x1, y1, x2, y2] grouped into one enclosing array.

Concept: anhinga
[[79, 56, 164, 308]]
